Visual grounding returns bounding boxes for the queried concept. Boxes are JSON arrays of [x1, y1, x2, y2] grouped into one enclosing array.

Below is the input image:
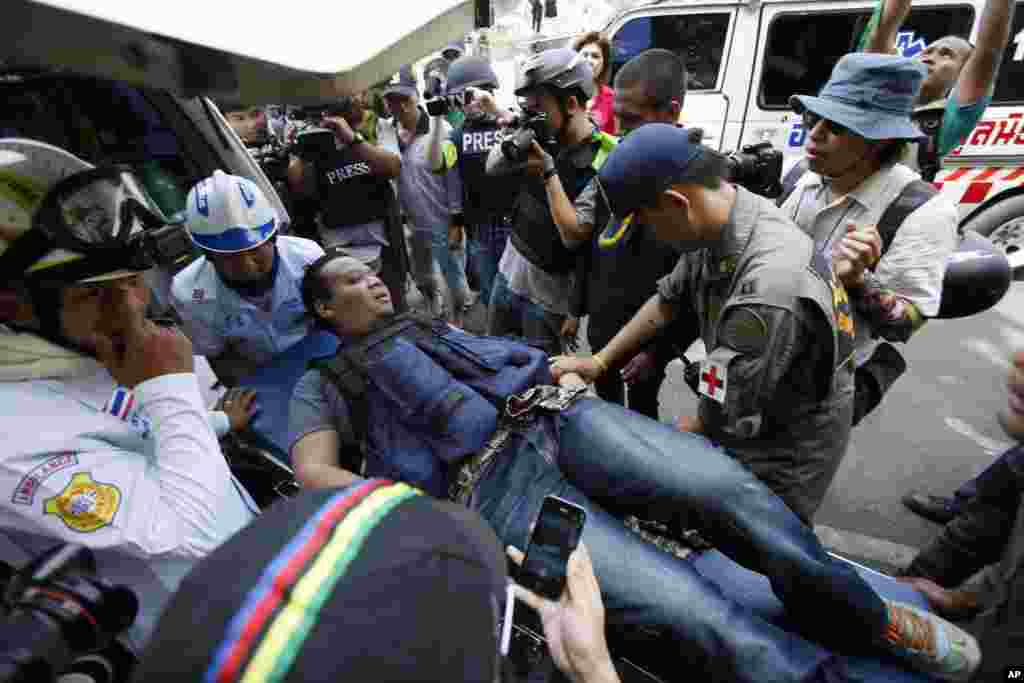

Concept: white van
[[603, 0, 1024, 261]]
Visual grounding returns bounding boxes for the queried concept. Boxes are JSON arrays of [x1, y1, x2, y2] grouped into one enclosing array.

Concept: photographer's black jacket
[[449, 114, 517, 225], [489, 129, 616, 275], [314, 143, 395, 229]]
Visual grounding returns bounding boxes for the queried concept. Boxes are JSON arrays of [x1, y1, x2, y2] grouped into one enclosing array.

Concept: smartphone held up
[[517, 495, 586, 601]]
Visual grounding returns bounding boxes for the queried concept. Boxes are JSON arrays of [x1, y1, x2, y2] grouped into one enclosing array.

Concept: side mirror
[[934, 230, 1012, 319]]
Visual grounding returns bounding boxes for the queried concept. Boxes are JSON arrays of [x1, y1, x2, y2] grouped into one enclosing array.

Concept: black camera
[[0, 544, 138, 683], [425, 97, 451, 118], [500, 113, 557, 164], [724, 142, 783, 199]]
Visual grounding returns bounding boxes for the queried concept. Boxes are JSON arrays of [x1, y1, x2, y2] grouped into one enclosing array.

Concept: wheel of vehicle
[[961, 194, 1024, 265]]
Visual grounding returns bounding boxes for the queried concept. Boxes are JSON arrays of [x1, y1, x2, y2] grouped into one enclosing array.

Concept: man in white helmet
[[0, 138, 258, 653], [171, 170, 325, 385]]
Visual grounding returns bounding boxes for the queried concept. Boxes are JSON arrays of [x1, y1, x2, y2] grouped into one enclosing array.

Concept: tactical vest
[[455, 116, 516, 225], [716, 230, 854, 402], [510, 131, 618, 274], [310, 313, 551, 497], [318, 144, 395, 229]]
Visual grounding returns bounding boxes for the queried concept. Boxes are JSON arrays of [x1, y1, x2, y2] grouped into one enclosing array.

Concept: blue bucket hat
[[789, 53, 927, 141], [382, 64, 419, 99]]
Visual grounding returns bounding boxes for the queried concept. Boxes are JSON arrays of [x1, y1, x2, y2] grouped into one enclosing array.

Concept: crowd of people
[[1, 0, 1023, 680]]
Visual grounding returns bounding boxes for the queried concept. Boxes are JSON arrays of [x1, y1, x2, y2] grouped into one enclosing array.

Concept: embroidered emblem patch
[[698, 359, 727, 404], [44, 472, 122, 533], [11, 453, 78, 506]]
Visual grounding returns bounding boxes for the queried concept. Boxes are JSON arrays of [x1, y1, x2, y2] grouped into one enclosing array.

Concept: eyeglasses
[[802, 111, 851, 137]]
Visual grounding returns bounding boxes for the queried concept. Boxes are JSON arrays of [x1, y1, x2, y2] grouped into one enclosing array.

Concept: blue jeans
[[487, 272, 564, 356], [429, 227, 471, 313], [472, 399, 888, 682], [468, 216, 513, 307]]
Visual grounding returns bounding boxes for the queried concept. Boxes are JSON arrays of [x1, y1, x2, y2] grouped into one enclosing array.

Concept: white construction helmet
[[185, 170, 278, 253]]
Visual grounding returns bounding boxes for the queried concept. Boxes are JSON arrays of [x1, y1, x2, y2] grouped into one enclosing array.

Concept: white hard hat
[[185, 170, 278, 253]]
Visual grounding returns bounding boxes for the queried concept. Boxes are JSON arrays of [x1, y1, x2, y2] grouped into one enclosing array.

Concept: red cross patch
[[192, 288, 205, 303], [698, 359, 727, 404]]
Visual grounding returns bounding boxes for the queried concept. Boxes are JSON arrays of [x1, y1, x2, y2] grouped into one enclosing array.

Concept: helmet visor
[[37, 167, 168, 253]]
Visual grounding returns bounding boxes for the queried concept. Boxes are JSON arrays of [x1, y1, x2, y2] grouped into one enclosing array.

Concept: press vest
[[312, 314, 551, 497], [318, 144, 395, 229], [454, 115, 516, 224], [510, 131, 617, 274]]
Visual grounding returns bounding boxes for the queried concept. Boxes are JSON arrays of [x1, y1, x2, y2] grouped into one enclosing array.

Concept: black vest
[[318, 145, 394, 229], [911, 102, 945, 183], [510, 137, 602, 274], [581, 217, 680, 349], [455, 115, 516, 224]]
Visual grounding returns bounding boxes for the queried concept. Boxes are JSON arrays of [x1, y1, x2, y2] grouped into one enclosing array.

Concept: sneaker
[[880, 600, 980, 681], [902, 490, 959, 525]]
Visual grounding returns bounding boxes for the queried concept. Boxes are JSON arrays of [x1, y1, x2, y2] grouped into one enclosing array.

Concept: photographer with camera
[[286, 97, 408, 310], [0, 139, 256, 653], [427, 56, 518, 314], [779, 54, 959, 426], [484, 48, 617, 355], [387, 65, 472, 326]]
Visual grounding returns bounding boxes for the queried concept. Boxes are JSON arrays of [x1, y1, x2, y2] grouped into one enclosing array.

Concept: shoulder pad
[[591, 131, 619, 172]]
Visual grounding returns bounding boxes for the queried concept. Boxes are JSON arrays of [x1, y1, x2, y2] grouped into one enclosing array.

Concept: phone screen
[[519, 496, 586, 600]]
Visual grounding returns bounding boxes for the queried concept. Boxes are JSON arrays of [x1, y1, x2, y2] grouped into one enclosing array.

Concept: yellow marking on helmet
[[25, 252, 86, 274], [599, 213, 633, 249], [0, 170, 47, 211]]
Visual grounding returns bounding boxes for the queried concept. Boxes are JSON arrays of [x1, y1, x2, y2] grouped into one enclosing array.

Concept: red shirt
[[588, 85, 617, 135]]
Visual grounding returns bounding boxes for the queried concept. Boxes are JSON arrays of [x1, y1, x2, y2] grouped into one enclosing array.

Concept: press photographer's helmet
[[0, 138, 176, 287], [184, 170, 278, 254], [514, 47, 595, 101], [444, 56, 499, 95]]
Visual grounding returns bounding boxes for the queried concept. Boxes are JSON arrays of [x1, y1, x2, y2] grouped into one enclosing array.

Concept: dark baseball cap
[[134, 480, 508, 682], [596, 123, 705, 244]]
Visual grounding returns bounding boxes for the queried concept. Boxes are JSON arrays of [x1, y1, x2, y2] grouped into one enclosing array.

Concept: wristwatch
[[542, 167, 557, 182], [348, 131, 367, 147]]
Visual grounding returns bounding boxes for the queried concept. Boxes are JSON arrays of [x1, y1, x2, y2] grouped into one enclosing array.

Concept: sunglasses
[[802, 111, 851, 137]]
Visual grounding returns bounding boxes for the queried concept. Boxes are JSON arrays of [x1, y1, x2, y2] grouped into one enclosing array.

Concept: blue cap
[[790, 53, 926, 141], [598, 123, 705, 227], [382, 65, 419, 99]]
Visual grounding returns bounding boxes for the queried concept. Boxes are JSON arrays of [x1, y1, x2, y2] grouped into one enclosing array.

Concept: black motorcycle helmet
[[513, 47, 595, 101], [935, 230, 1012, 319], [444, 56, 500, 95]]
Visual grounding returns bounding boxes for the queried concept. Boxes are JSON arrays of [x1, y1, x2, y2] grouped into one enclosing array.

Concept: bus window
[[759, 6, 974, 109], [610, 13, 731, 91], [992, 1, 1024, 104]]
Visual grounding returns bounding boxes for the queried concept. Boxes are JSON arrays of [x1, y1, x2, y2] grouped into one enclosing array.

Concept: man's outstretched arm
[[864, 0, 912, 54], [957, 0, 1016, 105]]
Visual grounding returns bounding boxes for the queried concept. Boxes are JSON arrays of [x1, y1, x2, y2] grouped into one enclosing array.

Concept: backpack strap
[[876, 179, 938, 253], [776, 158, 809, 208]]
